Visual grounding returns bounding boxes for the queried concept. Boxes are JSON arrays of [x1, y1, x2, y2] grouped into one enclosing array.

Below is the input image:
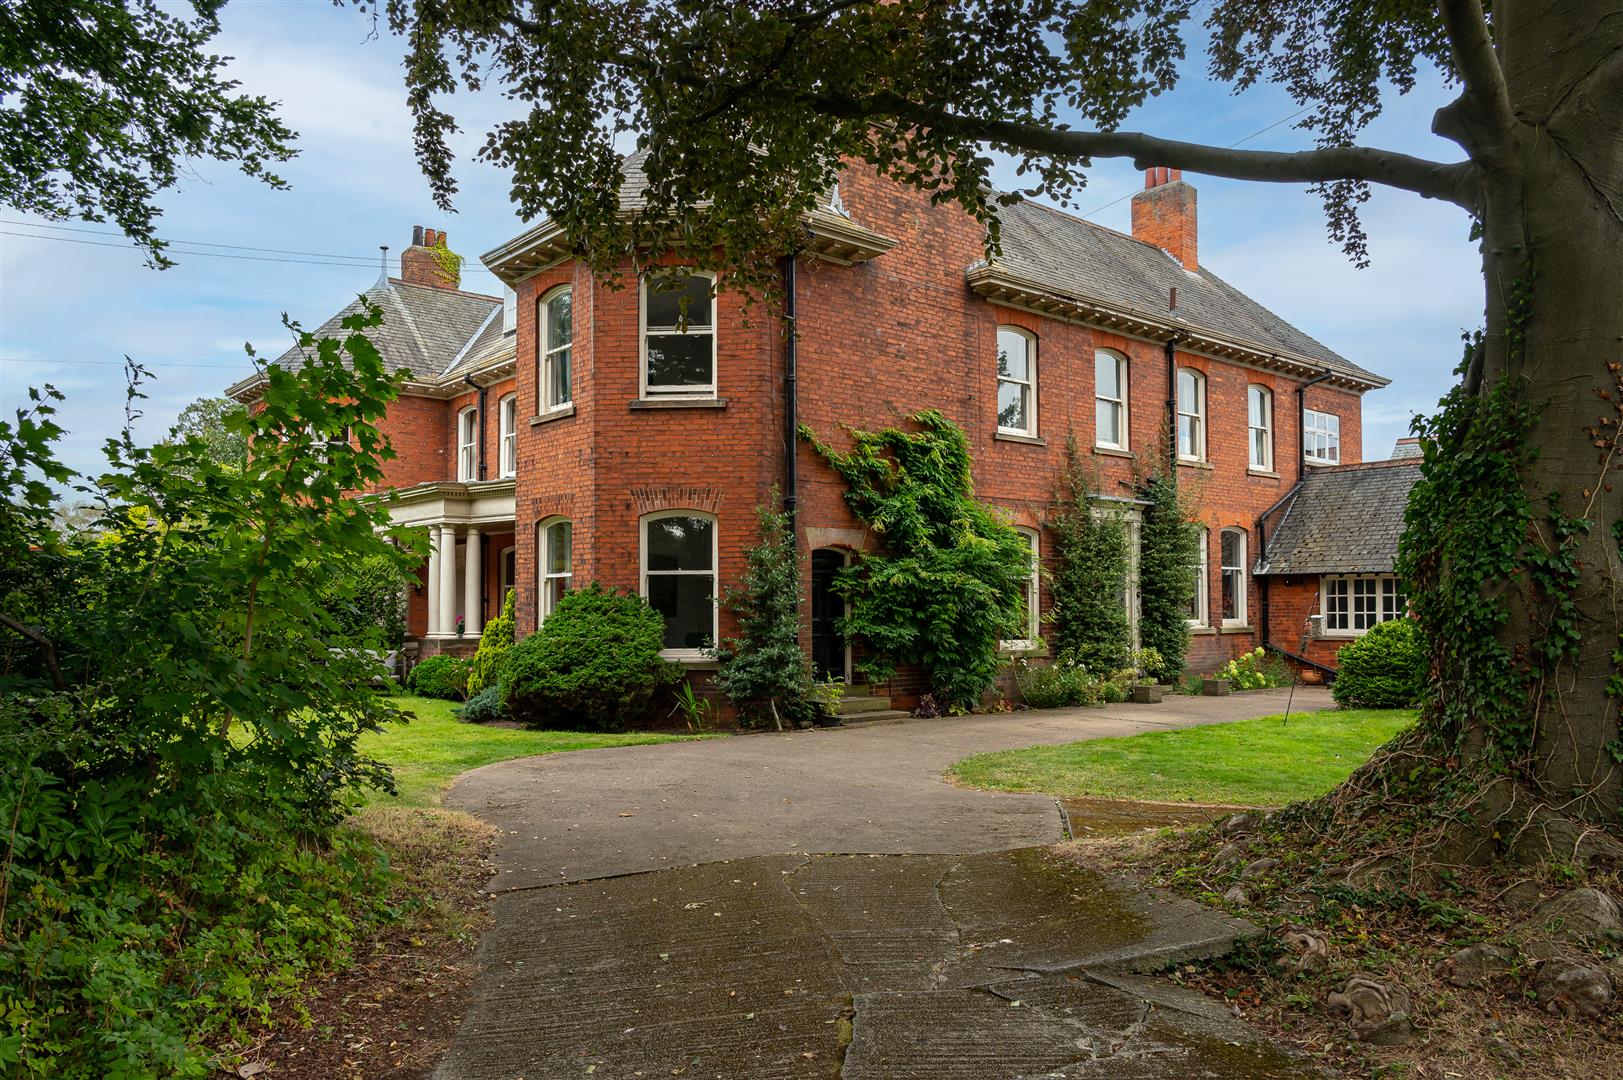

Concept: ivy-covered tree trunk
[[1421, 3, 1623, 830]]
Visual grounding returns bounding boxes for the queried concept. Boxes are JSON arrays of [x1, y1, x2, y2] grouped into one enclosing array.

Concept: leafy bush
[[1217, 647, 1287, 690], [1014, 657, 1131, 709], [466, 589, 517, 697], [502, 583, 683, 731], [801, 411, 1029, 709], [710, 495, 816, 728], [315, 549, 413, 650], [1048, 441, 1132, 671], [1134, 469, 1199, 679], [0, 305, 416, 1077], [1333, 618, 1426, 708], [456, 683, 507, 723], [409, 654, 469, 700]]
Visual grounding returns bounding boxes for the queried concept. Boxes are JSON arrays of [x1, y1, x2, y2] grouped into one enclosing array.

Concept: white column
[[464, 526, 483, 637], [425, 526, 442, 636], [438, 523, 458, 637]]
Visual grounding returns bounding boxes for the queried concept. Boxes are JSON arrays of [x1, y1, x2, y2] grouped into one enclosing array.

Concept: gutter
[[464, 374, 488, 481]]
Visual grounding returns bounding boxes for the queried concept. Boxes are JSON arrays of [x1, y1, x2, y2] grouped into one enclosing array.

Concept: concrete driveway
[[436, 688, 1334, 1080]]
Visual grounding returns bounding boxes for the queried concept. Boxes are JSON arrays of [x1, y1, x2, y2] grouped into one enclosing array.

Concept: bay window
[[642, 274, 715, 397], [641, 511, 717, 655]]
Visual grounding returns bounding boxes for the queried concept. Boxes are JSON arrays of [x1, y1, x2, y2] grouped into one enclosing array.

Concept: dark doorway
[[810, 549, 848, 682]]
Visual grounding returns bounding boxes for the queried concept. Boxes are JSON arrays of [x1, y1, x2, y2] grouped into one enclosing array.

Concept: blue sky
[[0, 4, 1482, 480]]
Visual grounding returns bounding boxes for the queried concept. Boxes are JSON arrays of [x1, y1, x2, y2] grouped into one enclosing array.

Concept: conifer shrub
[[408, 654, 469, 701], [1332, 617, 1427, 708], [466, 589, 517, 697], [502, 583, 683, 730], [1048, 442, 1132, 671], [455, 683, 508, 723], [1135, 468, 1199, 679]]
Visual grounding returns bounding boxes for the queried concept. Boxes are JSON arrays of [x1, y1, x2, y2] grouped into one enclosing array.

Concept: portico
[[385, 478, 517, 649]]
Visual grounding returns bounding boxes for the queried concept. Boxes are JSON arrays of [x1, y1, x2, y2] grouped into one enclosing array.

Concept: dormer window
[[501, 286, 517, 335]]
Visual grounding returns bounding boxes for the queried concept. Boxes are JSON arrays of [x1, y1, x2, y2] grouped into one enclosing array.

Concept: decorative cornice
[[965, 263, 1389, 392]]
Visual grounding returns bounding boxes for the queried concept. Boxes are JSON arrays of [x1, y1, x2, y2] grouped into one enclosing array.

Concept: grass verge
[[363, 694, 713, 807], [951, 708, 1416, 806]]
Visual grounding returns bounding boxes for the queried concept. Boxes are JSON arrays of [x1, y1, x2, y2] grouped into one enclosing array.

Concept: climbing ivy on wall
[[1135, 467, 1198, 679], [1046, 441, 1132, 671], [799, 410, 1030, 709], [428, 234, 463, 283]]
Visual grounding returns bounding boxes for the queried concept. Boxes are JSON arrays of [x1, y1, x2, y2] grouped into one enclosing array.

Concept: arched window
[[1247, 385, 1272, 471], [537, 518, 573, 621], [1176, 367, 1206, 463], [1095, 349, 1128, 450], [641, 272, 716, 397], [498, 394, 517, 477], [996, 326, 1037, 436], [1001, 527, 1041, 649], [1220, 527, 1247, 626], [540, 285, 573, 411], [640, 510, 717, 656], [1188, 526, 1209, 627], [456, 406, 478, 481]]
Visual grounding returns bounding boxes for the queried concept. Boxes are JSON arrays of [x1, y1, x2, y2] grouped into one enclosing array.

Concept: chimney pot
[[399, 225, 460, 290], [412, 225, 424, 246]]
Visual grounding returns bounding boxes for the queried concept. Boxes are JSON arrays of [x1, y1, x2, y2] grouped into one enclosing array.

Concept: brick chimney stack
[[1131, 167, 1197, 271], [398, 225, 461, 290]]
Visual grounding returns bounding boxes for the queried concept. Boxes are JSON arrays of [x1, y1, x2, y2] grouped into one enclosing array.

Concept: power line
[[0, 355, 250, 371]]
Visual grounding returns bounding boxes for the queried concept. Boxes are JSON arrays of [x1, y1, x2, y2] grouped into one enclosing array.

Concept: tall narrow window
[[1220, 527, 1247, 626], [541, 286, 573, 410], [498, 394, 517, 477], [1001, 528, 1040, 649], [1248, 385, 1273, 471], [538, 518, 572, 621], [1188, 526, 1209, 626], [642, 274, 715, 397], [1095, 350, 1128, 450], [1177, 368, 1206, 462], [996, 327, 1037, 436], [456, 406, 478, 481], [641, 512, 716, 654], [501, 285, 517, 335], [1304, 409, 1341, 464]]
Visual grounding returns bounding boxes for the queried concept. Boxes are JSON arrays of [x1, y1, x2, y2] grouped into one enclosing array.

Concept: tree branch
[[811, 92, 1479, 208], [0, 613, 66, 691], [1435, 0, 1518, 158]]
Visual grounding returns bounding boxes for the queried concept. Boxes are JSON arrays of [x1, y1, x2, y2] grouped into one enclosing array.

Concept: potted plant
[[1201, 677, 1232, 696], [1128, 647, 1165, 703], [454, 613, 465, 638], [810, 677, 845, 727]]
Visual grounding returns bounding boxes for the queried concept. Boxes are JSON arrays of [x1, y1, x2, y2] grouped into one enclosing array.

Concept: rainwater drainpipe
[[1296, 368, 1333, 484], [783, 253, 799, 538], [464, 374, 488, 480], [1163, 335, 1180, 473]]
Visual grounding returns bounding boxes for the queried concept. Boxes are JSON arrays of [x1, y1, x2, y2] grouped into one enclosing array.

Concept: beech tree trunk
[[1471, 0, 1623, 824]]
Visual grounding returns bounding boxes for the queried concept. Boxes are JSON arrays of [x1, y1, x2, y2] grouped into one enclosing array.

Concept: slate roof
[[261, 277, 501, 383], [445, 311, 514, 377], [990, 200, 1380, 385], [1256, 460, 1421, 576]]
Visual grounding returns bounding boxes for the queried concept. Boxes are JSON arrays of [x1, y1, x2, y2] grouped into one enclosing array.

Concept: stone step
[[834, 709, 914, 726], [834, 693, 894, 715]]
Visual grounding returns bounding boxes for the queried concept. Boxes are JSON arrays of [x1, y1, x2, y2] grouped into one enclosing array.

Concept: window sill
[[999, 641, 1049, 657], [994, 431, 1046, 446], [660, 651, 718, 669], [630, 397, 728, 410], [1188, 626, 1217, 636], [1247, 467, 1281, 479], [1219, 624, 1254, 634], [1304, 458, 1340, 469], [529, 404, 576, 427], [1177, 458, 1213, 471], [1093, 445, 1135, 460]]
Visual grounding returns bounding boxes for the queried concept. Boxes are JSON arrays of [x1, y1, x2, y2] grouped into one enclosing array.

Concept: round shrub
[[502, 583, 683, 731], [455, 684, 507, 723], [408, 654, 469, 701], [1332, 618, 1426, 708]]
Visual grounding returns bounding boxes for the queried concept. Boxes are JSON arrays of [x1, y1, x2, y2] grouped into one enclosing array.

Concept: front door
[[810, 549, 848, 682]]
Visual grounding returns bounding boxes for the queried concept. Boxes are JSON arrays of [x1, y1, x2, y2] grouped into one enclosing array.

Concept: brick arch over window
[[630, 485, 725, 516], [526, 493, 576, 522]]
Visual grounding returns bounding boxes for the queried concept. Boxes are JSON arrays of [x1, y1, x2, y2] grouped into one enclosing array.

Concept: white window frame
[[1188, 526, 1209, 627], [456, 406, 478, 481], [501, 285, 517, 335], [537, 518, 573, 622], [995, 326, 1038, 437], [640, 272, 717, 399], [1248, 385, 1273, 471], [498, 394, 517, 478], [499, 544, 516, 603], [1094, 349, 1129, 451], [1304, 408, 1341, 465], [540, 285, 573, 412], [1219, 527, 1247, 627], [1001, 527, 1041, 650], [1177, 367, 1206, 463], [1321, 574, 1406, 637], [639, 509, 718, 660]]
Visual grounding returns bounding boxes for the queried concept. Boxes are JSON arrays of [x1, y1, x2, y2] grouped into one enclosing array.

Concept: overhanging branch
[[1435, 0, 1518, 159]]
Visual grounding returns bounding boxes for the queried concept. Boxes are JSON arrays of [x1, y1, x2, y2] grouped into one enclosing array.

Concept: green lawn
[[362, 695, 711, 807], [951, 708, 1416, 807]]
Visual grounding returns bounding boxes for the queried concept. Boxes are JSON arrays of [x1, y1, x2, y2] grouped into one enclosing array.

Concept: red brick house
[[230, 164, 1399, 707]]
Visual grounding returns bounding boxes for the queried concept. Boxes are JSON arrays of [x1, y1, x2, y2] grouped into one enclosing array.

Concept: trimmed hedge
[[408, 654, 469, 701], [502, 583, 683, 731], [1332, 618, 1426, 708]]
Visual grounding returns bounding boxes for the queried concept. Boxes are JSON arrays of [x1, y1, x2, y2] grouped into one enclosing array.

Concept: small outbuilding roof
[[1255, 459, 1421, 576]]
